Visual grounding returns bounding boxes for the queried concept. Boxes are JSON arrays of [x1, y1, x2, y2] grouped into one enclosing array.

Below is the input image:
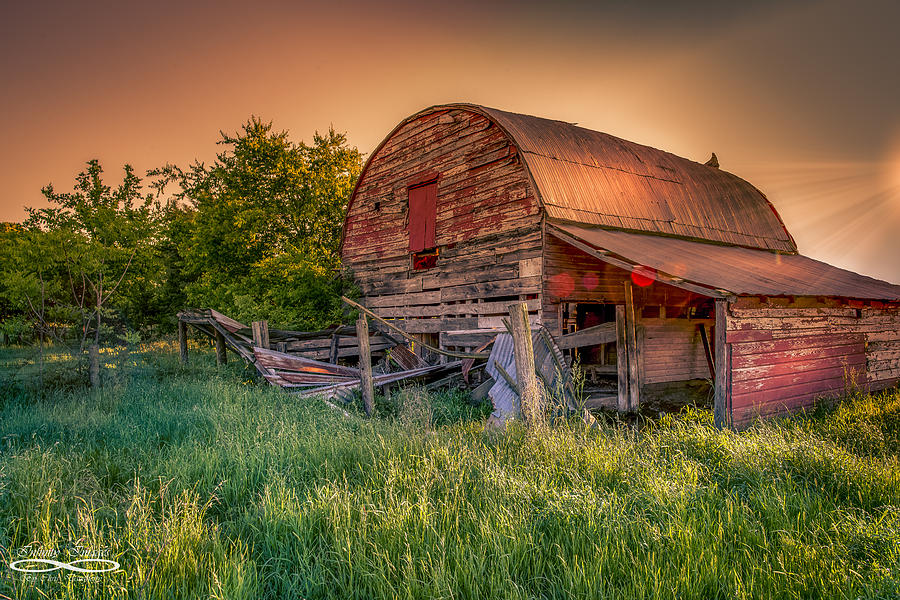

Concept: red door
[[408, 181, 437, 252]]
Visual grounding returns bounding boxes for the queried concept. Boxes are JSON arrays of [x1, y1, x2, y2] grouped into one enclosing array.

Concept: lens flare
[[631, 266, 656, 287], [549, 272, 575, 298]]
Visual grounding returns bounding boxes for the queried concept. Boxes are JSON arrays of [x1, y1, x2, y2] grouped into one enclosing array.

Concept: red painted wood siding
[[725, 297, 900, 426], [343, 109, 540, 265], [341, 107, 543, 337]]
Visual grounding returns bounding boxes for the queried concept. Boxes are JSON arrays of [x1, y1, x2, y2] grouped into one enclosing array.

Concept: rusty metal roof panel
[[551, 222, 900, 300], [474, 105, 797, 252]]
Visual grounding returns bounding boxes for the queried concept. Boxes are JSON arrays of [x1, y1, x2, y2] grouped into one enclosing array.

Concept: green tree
[[154, 117, 362, 328], [4, 160, 162, 385]]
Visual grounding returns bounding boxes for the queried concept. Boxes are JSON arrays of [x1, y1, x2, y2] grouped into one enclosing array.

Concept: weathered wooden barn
[[340, 103, 900, 427]]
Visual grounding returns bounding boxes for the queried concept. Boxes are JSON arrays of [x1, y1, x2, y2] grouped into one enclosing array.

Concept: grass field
[[0, 343, 898, 599]]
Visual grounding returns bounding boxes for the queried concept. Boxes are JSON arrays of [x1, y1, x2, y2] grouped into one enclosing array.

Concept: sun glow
[[886, 129, 900, 206]]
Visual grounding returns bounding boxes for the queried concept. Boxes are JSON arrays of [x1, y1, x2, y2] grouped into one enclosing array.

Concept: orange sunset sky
[[2, 0, 898, 282]]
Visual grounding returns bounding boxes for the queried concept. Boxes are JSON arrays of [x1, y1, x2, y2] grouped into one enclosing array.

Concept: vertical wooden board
[[636, 324, 645, 400], [178, 320, 188, 364], [408, 184, 426, 252], [356, 315, 375, 417], [252, 321, 270, 350], [509, 302, 540, 424], [714, 299, 731, 428], [424, 181, 437, 249], [329, 334, 340, 364], [699, 324, 714, 379], [215, 329, 228, 365], [624, 281, 640, 412], [616, 305, 629, 412]]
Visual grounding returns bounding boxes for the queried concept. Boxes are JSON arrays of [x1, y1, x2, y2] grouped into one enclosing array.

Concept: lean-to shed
[[340, 103, 900, 427]]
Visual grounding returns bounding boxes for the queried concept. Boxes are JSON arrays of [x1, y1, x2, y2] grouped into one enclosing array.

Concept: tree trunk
[[89, 344, 100, 388], [39, 328, 44, 389]]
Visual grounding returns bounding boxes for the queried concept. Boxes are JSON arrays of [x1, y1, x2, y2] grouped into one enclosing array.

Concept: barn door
[[408, 181, 437, 253]]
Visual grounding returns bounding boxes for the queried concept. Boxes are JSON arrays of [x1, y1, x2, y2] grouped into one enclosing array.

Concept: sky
[[2, 0, 899, 282]]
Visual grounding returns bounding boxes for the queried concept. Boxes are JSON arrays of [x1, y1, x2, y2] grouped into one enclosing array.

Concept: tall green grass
[[0, 344, 898, 599]]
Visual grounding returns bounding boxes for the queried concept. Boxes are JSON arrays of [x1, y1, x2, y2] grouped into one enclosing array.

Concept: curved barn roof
[[471, 104, 797, 252], [348, 103, 798, 252]]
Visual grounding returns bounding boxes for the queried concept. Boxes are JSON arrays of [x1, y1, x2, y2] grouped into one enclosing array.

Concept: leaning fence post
[[178, 320, 189, 364], [356, 314, 375, 417], [508, 302, 540, 425], [215, 329, 227, 365], [251, 320, 270, 350]]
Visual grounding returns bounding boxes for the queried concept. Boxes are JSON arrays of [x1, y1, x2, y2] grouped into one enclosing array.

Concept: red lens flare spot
[[549, 273, 575, 298], [582, 272, 599, 291], [631, 266, 656, 287]]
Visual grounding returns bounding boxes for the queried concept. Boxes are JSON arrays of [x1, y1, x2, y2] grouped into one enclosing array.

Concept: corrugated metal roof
[[345, 104, 798, 253], [550, 222, 900, 300], [475, 105, 798, 252]]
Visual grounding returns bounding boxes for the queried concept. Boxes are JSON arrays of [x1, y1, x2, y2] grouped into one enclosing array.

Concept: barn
[[340, 103, 900, 427]]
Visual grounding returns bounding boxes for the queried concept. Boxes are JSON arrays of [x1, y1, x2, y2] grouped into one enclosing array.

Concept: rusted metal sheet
[[479, 104, 796, 252], [550, 222, 900, 300]]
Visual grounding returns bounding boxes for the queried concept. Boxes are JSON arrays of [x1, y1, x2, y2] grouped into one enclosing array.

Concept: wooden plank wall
[[642, 318, 715, 384], [341, 108, 543, 349], [541, 234, 706, 335], [726, 297, 900, 426], [543, 233, 717, 393]]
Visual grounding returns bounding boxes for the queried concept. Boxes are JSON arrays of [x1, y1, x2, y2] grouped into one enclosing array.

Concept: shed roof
[[473, 104, 797, 252], [549, 222, 900, 300]]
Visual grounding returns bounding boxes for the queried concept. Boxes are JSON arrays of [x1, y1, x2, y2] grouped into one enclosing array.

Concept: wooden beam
[[356, 314, 375, 417], [624, 282, 641, 412], [341, 296, 490, 359], [557, 322, 617, 350], [616, 305, 628, 412], [178, 320, 188, 364], [714, 299, 732, 428], [470, 378, 494, 403], [215, 329, 227, 365], [509, 302, 541, 424], [698, 324, 714, 379], [251, 320, 270, 350]]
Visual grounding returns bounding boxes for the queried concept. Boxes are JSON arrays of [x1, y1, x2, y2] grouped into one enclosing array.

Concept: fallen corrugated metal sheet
[[549, 222, 900, 300], [485, 329, 576, 423], [295, 362, 462, 400]]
